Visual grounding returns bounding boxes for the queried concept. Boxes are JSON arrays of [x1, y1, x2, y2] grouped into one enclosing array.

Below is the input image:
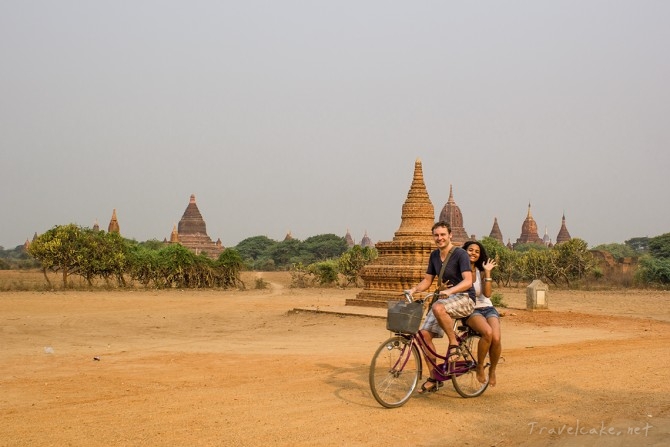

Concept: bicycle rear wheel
[[369, 335, 421, 408], [451, 334, 489, 398]]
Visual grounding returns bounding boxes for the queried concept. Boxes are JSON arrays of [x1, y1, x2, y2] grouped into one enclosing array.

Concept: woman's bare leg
[[487, 316, 502, 386], [466, 314, 492, 384]]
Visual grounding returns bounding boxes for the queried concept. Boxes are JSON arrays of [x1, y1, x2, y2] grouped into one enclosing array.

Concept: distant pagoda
[[438, 185, 469, 246], [515, 203, 544, 247], [488, 217, 503, 243], [108, 209, 120, 234], [556, 213, 572, 244], [542, 227, 553, 247], [360, 231, 373, 248], [174, 194, 225, 259], [344, 229, 355, 248], [347, 159, 435, 308]]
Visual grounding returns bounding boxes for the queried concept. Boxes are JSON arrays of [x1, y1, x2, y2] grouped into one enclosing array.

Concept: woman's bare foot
[[476, 365, 487, 384], [488, 368, 497, 387]]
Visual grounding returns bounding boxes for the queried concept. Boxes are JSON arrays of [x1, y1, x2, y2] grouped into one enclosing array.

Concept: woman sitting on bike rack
[[407, 221, 475, 394], [462, 240, 502, 387]]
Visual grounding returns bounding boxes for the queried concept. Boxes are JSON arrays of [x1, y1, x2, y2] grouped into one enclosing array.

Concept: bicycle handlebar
[[402, 290, 439, 303]]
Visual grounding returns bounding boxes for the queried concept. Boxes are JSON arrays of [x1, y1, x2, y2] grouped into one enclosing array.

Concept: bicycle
[[369, 291, 489, 408]]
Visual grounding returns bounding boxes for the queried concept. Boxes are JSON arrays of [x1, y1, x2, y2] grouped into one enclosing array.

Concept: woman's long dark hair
[[462, 240, 489, 272]]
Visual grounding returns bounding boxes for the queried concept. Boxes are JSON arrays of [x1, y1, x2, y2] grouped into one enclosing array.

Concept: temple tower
[[169, 224, 179, 243], [347, 159, 435, 308], [556, 213, 572, 244], [542, 227, 551, 246], [344, 229, 355, 248], [360, 231, 373, 248], [515, 203, 543, 246], [175, 194, 224, 258], [178, 195, 207, 236], [108, 209, 120, 234], [437, 185, 469, 245], [488, 217, 503, 243]]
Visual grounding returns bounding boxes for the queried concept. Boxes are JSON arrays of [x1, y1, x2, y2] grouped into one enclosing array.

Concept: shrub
[[254, 278, 269, 289], [491, 291, 507, 308], [308, 260, 339, 286], [289, 263, 313, 288]]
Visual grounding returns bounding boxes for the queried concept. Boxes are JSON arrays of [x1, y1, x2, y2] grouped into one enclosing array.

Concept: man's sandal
[[418, 377, 443, 394]]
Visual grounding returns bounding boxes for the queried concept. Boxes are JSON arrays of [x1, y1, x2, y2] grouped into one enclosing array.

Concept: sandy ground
[[1, 271, 669, 447]]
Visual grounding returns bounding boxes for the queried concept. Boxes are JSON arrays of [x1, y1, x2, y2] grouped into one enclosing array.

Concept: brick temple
[[514, 203, 544, 246], [438, 185, 470, 245], [169, 194, 225, 259], [347, 159, 436, 308], [556, 213, 572, 244], [489, 217, 503, 243]]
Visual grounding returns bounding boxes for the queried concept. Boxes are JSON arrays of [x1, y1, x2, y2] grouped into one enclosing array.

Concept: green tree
[[338, 245, 378, 286], [302, 234, 348, 262], [76, 229, 128, 286], [268, 238, 304, 269], [560, 238, 594, 279], [648, 233, 670, 259], [480, 237, 521, 286], [28, 224, 83, 287], [518, 249, 551, 284], [592, 243, 638, 260], [155, 244, 198, 288], [253, 257, 276, 271], [216, 248, 244, 288], [234, 236, 278, 263], [138, 239, 166, 251], [625, 237, 649, 254], [636, 255, 670, 285], [127, 243, 161, 287], [513, 243, 548, 253], [635, 233, 670, 286], [308, 260, 339, 286]]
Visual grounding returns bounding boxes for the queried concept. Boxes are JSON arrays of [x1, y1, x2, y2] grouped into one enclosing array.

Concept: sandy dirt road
[[1, 272, 669, 446]]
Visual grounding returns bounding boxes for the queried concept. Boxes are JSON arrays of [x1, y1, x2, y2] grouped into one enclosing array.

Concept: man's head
[[431, 221, 452, 249], [431, 221, 452, 234]]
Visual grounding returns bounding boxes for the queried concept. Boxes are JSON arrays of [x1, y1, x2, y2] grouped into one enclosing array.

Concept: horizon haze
[[1, 2, 668, 250]]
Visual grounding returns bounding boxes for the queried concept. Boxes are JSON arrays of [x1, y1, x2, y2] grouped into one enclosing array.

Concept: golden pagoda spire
[[394, 158, 435, 242], [170, 224, 179, 243], [108, 209, 120, 234]]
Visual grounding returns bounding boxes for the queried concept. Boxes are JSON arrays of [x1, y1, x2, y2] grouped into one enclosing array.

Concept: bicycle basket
[[386, 300, 423, 334]]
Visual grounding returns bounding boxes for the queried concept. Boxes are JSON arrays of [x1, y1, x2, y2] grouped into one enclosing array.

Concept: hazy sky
[[1, 1, 668, 250]]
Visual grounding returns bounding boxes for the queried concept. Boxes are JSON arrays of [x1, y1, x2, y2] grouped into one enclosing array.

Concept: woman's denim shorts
[[468, 306, 500, 320]]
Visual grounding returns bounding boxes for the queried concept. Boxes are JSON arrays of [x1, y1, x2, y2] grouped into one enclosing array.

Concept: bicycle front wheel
[[451, 334, 489, 398], [369, 335, 421, 408]]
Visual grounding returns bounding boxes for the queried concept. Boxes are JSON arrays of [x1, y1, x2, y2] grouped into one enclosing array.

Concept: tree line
[[27, 224, 244, 289], [5, 224, 670, 288], [21, 225, 379, 289]]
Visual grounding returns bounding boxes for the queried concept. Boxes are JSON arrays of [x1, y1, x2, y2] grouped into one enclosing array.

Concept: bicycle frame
[[411, 323, 479, 381]]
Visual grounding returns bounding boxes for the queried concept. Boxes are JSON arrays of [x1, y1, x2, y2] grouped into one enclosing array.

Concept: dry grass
[[0, 269, 294, 292]]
